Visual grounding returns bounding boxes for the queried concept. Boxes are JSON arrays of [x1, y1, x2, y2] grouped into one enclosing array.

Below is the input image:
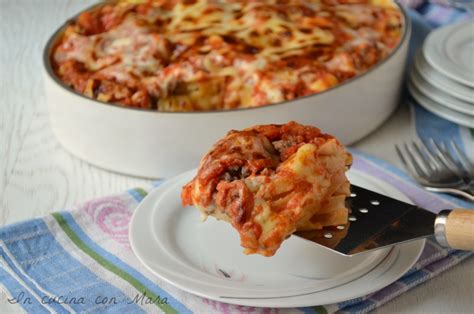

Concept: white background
[[0, 1, 472, 313]]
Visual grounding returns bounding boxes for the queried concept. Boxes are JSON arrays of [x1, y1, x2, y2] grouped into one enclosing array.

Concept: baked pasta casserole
[[182, 122, 352, 256], [51, 0, 403, 111]]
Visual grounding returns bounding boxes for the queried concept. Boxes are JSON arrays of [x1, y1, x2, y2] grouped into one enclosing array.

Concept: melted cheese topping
[[181, 122, 352, 256], [52, 0, 403, 111]]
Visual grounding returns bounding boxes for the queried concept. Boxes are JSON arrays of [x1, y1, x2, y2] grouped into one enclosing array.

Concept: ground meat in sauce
[[51, 0, 403, 111]]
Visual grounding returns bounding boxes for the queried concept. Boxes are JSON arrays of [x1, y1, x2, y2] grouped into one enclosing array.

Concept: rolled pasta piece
[[181, 121, 352, 256]]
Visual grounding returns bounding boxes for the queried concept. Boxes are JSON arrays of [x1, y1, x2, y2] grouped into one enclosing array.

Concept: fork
[[395, 139, 474, 202]]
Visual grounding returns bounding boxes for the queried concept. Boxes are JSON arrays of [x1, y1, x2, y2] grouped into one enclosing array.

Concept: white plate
[[410, 68, 474, 116], [408, 81, 474, 128], [414, 50, 474, 103], [423, 21, 474, 87], [129, 169, 425, 307]]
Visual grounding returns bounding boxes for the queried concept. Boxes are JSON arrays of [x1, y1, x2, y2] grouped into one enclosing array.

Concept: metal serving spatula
[[295, 185, 474, 256]]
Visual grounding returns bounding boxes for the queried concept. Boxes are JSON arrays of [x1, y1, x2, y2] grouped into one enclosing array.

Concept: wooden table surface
[[0, 1, 472, 313]]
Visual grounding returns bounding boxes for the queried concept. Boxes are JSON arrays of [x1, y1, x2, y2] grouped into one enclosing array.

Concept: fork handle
[[435, 209, 474, 251]]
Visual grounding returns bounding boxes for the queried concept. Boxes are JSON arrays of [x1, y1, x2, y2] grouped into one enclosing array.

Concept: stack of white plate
[[408, 21, 474, 127]]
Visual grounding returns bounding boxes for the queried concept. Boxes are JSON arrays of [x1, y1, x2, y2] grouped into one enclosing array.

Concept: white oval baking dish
[[43, 2, 410, 178]]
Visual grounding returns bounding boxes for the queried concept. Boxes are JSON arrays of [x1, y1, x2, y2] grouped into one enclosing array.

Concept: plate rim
[[410, 68, 474, 115], [413, 50, 474, 103], [423, 21, 474, 88], [408, 81, 474, 128]]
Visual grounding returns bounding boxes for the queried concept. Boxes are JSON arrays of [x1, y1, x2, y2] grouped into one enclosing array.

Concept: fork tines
[[397, 139, 473, 183]]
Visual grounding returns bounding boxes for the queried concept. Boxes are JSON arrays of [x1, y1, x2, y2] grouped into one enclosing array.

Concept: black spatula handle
[[435, 209, 474, 251]]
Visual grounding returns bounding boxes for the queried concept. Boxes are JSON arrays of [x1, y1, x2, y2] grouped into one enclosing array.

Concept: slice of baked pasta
[[181, 121, 352, 256]]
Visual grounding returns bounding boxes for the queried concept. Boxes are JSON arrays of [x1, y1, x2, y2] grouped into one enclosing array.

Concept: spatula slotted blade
[[295, 185, 436, 256]]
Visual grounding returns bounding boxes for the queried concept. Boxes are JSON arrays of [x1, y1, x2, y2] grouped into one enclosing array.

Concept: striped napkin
[[1, 151, 472, 314], [1, 4, 473, 314]]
